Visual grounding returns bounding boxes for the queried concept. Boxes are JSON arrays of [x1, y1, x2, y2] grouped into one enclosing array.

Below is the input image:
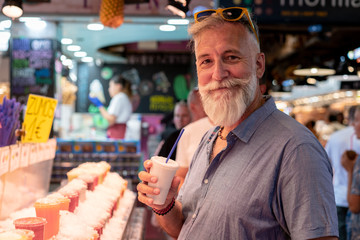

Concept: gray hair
[[188, 12, 260, 51]]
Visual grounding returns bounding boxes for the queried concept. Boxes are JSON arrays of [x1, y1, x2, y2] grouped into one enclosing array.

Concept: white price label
[[9, 144, 20, 172], [0, 147, 10, 176]]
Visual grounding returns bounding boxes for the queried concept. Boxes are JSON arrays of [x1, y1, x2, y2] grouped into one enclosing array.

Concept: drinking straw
[[165, 128, 185, 163]]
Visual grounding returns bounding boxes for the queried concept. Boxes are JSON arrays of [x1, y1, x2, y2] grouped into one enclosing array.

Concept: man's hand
[[137, 160, 180, 210], [88, 95, 103, 108], [341, 150, 357, 172]]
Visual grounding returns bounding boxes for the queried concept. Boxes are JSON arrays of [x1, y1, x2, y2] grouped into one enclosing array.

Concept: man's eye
[[200, 59, 211, 65], [225, 55, 239, 61]]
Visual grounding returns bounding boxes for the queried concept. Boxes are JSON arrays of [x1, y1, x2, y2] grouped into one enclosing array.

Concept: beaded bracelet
[[152, 197, 176, 216]]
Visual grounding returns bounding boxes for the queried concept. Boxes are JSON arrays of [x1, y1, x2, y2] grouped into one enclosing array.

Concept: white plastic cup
[[147, 156, 179, 205]]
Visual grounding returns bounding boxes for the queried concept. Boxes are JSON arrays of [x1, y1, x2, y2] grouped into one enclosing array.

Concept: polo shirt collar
[[231, 95, 277, 143]]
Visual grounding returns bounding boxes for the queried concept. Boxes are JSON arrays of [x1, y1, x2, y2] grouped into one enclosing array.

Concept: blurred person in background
[[326, 106, 360, 240], [155, 101, 191, 160], [89, 75, 133, 139], [341, 105, 360, 240], [305, 120, 319, 139], [175, 88, 214, 188], [137, 7, 338, 239]]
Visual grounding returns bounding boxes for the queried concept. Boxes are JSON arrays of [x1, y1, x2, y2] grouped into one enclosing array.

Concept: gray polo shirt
[[177, 96, 338, 240]]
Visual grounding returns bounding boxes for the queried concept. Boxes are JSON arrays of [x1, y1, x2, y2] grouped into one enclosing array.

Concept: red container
[[61, 191, 79, 212], [78, 174, 96, 191], [14, 217, 47, 240]]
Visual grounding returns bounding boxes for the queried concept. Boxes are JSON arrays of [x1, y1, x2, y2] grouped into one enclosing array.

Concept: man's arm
[[137, 160, 185, 237], [99, 107, 116, 125], [346, 168, 360, 213], [156, 200, 185, 237], [341, 152, 360, 213]]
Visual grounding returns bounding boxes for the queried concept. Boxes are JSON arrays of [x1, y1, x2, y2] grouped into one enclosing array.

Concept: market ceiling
[[2, 0, 360, 87]]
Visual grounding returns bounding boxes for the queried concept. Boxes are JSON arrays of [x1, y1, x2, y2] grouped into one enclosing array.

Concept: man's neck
[[223, 91, 265, 135]]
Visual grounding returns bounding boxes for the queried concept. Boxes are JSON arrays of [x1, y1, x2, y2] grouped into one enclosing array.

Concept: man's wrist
[[152, 197, 176, 216]]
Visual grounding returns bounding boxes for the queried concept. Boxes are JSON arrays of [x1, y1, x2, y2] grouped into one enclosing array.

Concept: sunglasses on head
[[194, 7, 259, 45]]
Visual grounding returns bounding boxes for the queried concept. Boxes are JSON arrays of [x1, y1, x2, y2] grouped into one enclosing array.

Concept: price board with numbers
[[22, 94, 58, 143]]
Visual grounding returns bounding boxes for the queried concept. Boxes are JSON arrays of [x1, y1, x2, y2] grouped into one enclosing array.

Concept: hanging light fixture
[[293, 56, 336, 77], [293, 66, 336, 76], [2, 0, 23, 19]]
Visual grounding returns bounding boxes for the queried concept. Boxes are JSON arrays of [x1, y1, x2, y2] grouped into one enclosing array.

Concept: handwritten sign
[[0, 147, 10, 176], [22, 94, 58, 143]]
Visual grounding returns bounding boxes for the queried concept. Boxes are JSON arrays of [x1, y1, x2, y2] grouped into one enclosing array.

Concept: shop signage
[[220, 0, 360, 24], [10, 38, 55, 104], [21, 94, 58, 143]]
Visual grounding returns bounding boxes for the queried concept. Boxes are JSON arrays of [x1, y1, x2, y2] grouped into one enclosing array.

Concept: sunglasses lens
[[222, 8, 244, 20], [196, 10, 216, 21]]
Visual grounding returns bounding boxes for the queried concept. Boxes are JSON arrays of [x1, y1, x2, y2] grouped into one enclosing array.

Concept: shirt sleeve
[[107, 94, 125, 116], [351, 157, 360, 195], [277, 142, 338, 240], [176, 128, 189, 167], [107, 93, 132, 123]]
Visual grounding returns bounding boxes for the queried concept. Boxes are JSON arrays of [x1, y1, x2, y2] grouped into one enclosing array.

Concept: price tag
[[48, 138, 57, 159], [0, 147, 10, 176], [22, 94, 58, 143], [37, 143, 46, 163], [9, 144, 20, 172], [29, 144, 38, 165], [20, 143, 30, 167]]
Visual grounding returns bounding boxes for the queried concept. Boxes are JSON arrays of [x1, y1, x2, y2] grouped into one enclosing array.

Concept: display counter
[[0, 161, 145, 240], [53, 139, 142, 190]]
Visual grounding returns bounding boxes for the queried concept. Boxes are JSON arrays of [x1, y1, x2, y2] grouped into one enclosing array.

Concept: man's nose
[[212, 60, 229, 81]]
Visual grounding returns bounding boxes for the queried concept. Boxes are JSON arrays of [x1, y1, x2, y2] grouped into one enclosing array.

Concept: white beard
[[199, 74, 257, 127]]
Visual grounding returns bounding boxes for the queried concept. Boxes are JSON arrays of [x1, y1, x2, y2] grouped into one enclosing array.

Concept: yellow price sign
[[22, 94, 58, 143]]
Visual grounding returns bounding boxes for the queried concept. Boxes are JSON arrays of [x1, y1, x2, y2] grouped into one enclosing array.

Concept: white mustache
[[200, 78, 247, 92]]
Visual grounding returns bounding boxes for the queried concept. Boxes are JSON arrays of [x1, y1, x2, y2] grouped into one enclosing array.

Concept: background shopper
[[326, 105, 360, 240], [89, 75, 133, 139], [341, 105, 360, 239]]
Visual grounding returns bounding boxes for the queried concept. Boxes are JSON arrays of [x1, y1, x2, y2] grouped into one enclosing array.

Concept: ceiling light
[[81, 57, 93, 63], [63, 59, 73, 66], [167, 19, 189, 25], [25, 20, 46, 30], [67, 45, 81, 51], [159, 25, 176, 32], [87, 23, 104, 31], [0, 31, 11, 51], [74, 51, 87, 57], [19, 17, 41, 22], [1, 0, 23, 19], [293, 67, 336, 76], [61, 38, 73, 45], [60, 55, 67, 61]]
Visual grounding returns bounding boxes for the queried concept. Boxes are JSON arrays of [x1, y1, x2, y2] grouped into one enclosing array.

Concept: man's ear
[[256, 52, 265, 79]]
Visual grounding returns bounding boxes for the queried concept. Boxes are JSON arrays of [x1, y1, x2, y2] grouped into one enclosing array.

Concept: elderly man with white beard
[[137, 7, 339, 240]]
